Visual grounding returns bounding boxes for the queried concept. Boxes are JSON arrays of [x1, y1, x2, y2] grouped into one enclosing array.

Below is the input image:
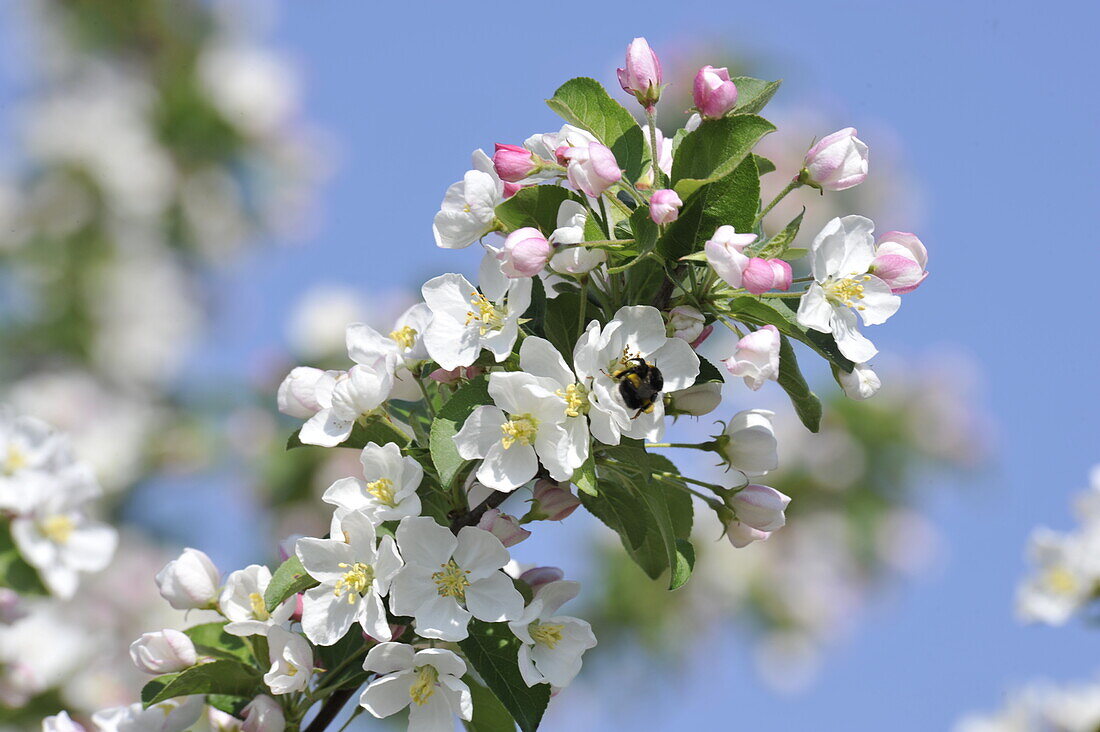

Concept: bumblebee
[[610, 357, 664, 417]]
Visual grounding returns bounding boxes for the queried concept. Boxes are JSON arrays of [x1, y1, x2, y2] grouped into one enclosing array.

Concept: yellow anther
[[501, 415, 539, 449], [333, 561, 374, 603], [826, 276, 870, 308], [389, 325, 418, 351], [3, 446, 26, 476], [465, 291, 504, 335], [41, 515, 74, 544], [555, 383, 589, 418], [529, 622, 565, 649], [366, 477, 397, 507], [432, 559, 470, 600], [409, 665, 439, 705], [286, 663, 299, 677], [1045, 566, 1079, 596], [248, 592, 270, 621]]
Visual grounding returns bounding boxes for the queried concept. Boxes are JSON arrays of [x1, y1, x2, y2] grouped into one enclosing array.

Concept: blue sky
[[6, 0, 1100, 728]]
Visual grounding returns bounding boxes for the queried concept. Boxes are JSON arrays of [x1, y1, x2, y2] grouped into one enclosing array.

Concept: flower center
[[1044, 566, 1079, 596], [334, 562, 374, 603], [2, 446, 26, 476], [529, 622, 564, 649], [409, 664, 439, 706], [365, 477, 397, 507], [389, 326, 418, 351], [248, 592, 270, 620], [555, 383, 589, 418], [432, 559, 470, 600], [825, 275, 872, 310], [40, 514, 74, 544], [501, 415, 539, 449], [465, 291, 504, 335]]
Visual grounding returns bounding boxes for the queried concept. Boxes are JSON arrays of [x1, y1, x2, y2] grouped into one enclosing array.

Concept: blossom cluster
[[1016, 466, 1100, 626], [37, 36, 930, 732]]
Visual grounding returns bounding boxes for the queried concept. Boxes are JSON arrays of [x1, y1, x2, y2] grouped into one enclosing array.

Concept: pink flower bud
[[729, 484, 790, 532], [503, 181, 522, 198], [429, 365, 482, 384], [801, 127, 869, 191], [477, 509, 531, 547], [564, 142, 622, 197], [726, 520, 770, 548], [693, 65, 739, 119], [667, 305, 705, 342], [129, 629, 197, 674], [740, 258, 793, 295], [519, 566, 564, 593], [291, 593, 304, 623], [533, 479, 581, 521], [872, 231, 927, 293], [497, 227, 552, 278], [617, 37, 662, 109], [0, 589, 27, 625], [723, 325, 781, 391], [649, 189, 682, 224], [493, 143, 538, 183]]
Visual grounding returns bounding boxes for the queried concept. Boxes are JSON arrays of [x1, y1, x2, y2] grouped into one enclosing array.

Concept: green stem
[[645, 441, 714, 450], [717, 316, 745, 339], [645, 110, 665, 189], [650, 472, 724, 507], [577, 277, 589, 333], [416, 375, 437, 419], [760, 290, 806, 299], [753, 179, 801, 226]]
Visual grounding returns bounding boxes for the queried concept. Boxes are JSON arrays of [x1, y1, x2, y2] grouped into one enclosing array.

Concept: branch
[[303, 688, 355, 732], [449, 490, 509, 533]]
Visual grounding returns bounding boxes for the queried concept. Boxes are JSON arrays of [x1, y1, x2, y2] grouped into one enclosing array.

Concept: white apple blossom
[[523, 125, 596, 168], [264, 627, 314, 695], [218, 564, 296, 637], [345, 305, 433, 402], [128, 629, 197, 674], [724, 324, 781, 391], [92, 697, 204, 732], [454, 352, 584, 491], [277, 367, 337, 420], [573, 305, 699, 444], [548, 200, 606, 276], [390, 517, 524, 641], [296, 364, 395, 448], [296, 509, 402, 646], [729, 484, 791, 533], [422, 271, 531, 371], [0, 412, 94, 513], [432, 150, 504, 249], [720, 409, 779, 477], [1017, 528, 1100, 625], [838, 362, 882, 400], [155, 547, 221, 610], [508, 580, 596, 688], [796, 215, 901, 363], [322, 442, 423, 522], [667, 382, 723, 416], [241, 695, 284, 732], [43, 711, 85, 732], [11, 482, 117, 599], [359, 643, 472, 732]]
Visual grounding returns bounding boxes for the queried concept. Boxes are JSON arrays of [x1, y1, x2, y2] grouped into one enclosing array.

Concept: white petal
[[611, 306, 668, 356], [855, 275, 901, 326], [454, 527, 510, 580], [364, 642, 416, 675], [477, 443, 537, 492], [414, 594, 472, 641], [416, 648, 467, 679], [396, 516, 456, 568], [454, 406, 507, 460], [359, 672, 414, 718], [302, 586, 358, 646], [298, 409, 353, 447], [795, 284, 834, 333], [464, 571, 525, 622], [649, 338, 699, 392], [830, 306, 878, 363]]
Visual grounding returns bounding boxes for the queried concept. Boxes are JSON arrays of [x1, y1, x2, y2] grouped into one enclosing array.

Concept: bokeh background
[[0, 0, 1098, 729]]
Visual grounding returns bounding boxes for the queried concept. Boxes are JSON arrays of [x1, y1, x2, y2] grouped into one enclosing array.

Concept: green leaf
[[207, 695, 250, 717], [429, 376, 492, 487], [670, 116, 775, 200], [750, 207, 804, 259], [541, 291, 584, 363], [658, 156, 760, 260], [727, 296, 854, 372], [753, 154, 776, 175], [0, 521, 47, 596], [264, 555, 318, 613], [463, 675, 517, 732], [287, 414, 410, 451], [671, 538, 696, 591], [522, 275, 547, 339], [142, 661, 261, 707], [495, 186, 574, 235], [730, 77, 782, 115], [545, 77, 646, 182], [184, 622, 254, 664], [572, 451, 598, 496], [776, 335, 823, 433], [696, 355, 726, 384], [459, 620, 550, 732]]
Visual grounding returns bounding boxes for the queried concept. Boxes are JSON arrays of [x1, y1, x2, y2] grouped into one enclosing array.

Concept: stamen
[[465, 291, 504, 335], [529, 622, 565, 649], [333, 562, 374, 604], [432, 559, 470, 600], [365, 477, 398, 507], [3, 446, 26, 475], [409, 665, 439, 705], [555, 383, 589, 418], [1045, 566, 1079, 596], [248, 592, 270, 621], [389, 325, 418, 350], [501, 415, 539, 449], [41, 515, 74, 544], [826, 274, 872, 310]]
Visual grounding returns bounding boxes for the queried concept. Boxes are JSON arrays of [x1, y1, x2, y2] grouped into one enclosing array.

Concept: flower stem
[[577, 277, 589, 333], [645, 441, 714, 450], [753, 179, 801, 227], [645, 110, 664, 189]]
